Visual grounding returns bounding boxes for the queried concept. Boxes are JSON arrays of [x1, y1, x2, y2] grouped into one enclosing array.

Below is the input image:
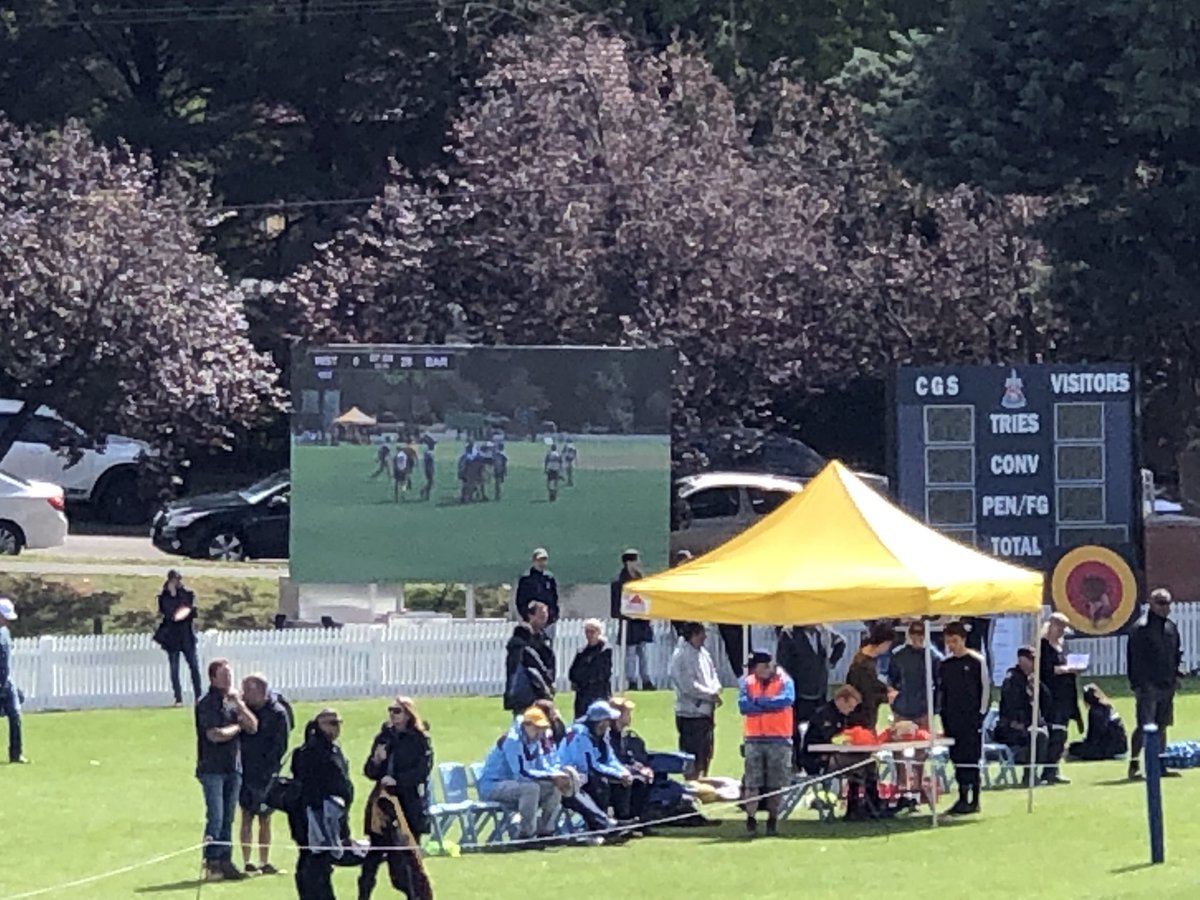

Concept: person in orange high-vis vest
[[738, 650, 795, 837]]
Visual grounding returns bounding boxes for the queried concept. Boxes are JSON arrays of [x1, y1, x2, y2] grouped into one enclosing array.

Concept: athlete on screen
[[544, 443, 564, 502]]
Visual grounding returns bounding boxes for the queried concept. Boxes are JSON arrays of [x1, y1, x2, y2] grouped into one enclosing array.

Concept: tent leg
[[925, 637, 938, 828], [743, 626, 750, 679], [1028, 614, 1042, 813], [619, 619, 628, 694]]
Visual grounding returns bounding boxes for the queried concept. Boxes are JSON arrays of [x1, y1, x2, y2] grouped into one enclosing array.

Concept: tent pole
[[924, 634, 938, 828], [619, 618, 628, 693], [743, 626, 750, 678], [1028, 614, 1042, 813]]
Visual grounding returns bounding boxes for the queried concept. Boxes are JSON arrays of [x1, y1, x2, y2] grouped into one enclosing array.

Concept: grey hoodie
[[670, 640, 722, 718]]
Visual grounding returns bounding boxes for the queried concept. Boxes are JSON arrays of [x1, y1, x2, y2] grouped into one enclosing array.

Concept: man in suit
[[776, 624, 846, 767]]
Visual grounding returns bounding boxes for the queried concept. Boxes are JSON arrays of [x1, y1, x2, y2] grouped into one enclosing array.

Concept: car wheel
[[97, 469, 149, 525], [0, 521, 25, 555], [206, 531, 246, 562]]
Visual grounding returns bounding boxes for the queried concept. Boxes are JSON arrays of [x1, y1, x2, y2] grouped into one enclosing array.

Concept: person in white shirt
[[669, 622, 723, 777]]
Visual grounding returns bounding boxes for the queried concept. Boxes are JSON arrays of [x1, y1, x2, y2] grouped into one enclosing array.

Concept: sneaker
[[962, 801, 980, 815], [204, 864, 225, 882], [244, 864, 258, 875], [260, 863, 281, 875], [218, 861, 246, 881], [642, 680, 657, 691], [765, 819, 778, 837], [945, 800, 970, 816], [1129, 761, 1142, 780], [1040, 774, 1070, 786], [744, 817, 758, 838], [8, 756, 28, 764]]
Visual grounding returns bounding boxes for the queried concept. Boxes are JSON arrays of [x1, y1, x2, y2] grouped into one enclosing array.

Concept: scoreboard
[[309, 346, 457, 379], [892, 364, 1142, 634]]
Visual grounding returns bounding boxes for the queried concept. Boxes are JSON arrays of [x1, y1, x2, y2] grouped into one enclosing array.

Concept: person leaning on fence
[[154, 569, 203, 707], [360, 696, 435, 900], [669, 621, 723, 778], [738, 650, 795, 838], [1127, 588, 1183, 780], [238, 674, 293, 876], [611, 549, 656, 691], [196, 658, 259, 882], [0, 597, 26, 764], [289, 707, 362, 899], [503, 601, 556, 714], [569, 619, 613, 720], [476, 706, 573, 848]]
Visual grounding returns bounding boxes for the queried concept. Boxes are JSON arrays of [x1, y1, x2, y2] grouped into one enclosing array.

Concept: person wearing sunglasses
[[360, 697, 435, 899], [1128, 588, 1183, 780]]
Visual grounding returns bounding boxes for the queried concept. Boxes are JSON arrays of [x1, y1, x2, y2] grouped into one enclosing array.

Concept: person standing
[[371, 444, 391, 479], [938, 622, 989, 815], [1128, 588, 1183, 780], [155, 570, 202, 707], [420, 438, 436, 501], [888, 621, 942, 727], [669, 622, 722, 778], [544, 443, 564, 501], [776, 624, 846, 741], [568, 619, 613, 720], [1039, 612, 1084, 785], [738, 650, 795, 838], [504, 601, 556, 713], [238, 674, 292, 876], [611, 549, 655, 691], [492, 442, 508, 501], [392, 443, 411, 503], [845, 623, 896, 730], [196, 658, 258, 881], [515, 548, 560, 636], [360, 696, 434, 900], [563, 439, 578, 487], [0, 597, 25, 764], [289, 708, 356, 899]]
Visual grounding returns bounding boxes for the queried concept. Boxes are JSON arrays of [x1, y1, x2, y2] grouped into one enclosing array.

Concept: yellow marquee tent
[[622, 459, 1043, 625], [333, 406, 377, 426]]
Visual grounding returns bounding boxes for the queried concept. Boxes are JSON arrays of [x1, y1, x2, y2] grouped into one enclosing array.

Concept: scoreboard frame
[[888, 363, 1144, 587]]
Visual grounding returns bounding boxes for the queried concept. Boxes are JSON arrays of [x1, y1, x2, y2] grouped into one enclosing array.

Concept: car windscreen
[[238, 472, 289, 504]]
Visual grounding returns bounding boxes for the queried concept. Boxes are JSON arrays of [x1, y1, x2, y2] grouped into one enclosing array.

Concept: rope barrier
[[2, 844, 205, 900]]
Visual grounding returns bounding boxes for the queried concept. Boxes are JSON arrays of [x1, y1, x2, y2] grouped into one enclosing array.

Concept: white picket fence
[[9, 610, 1200, 712]]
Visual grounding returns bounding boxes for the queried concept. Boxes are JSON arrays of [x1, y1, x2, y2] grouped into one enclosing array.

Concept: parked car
[[152, 471, 289, 562], [0, 469, 69, 554], [0, 400, 153, 524], [670, 468, 890, 558]]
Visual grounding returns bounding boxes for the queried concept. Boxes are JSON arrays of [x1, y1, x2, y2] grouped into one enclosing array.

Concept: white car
[[0, 470, 69, 554], [0, 400, 153, 523]]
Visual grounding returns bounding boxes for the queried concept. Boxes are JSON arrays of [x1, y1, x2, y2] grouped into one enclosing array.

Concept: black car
[[152, 471, 289, 561]]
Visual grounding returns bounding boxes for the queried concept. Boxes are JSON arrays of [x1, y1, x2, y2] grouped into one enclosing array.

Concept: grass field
[[5, 684, 1200, 899], [290, 438, 670, 585]]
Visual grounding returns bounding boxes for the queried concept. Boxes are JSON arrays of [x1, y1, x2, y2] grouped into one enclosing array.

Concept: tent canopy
[[333, 406, 377, 426], [622, 460, 1043, 625]]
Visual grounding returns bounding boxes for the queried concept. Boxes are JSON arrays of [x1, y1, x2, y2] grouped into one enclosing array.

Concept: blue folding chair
[[980, 707, 1019, 788], [430, 762, 505, 850], [467, 762, 516, 845]]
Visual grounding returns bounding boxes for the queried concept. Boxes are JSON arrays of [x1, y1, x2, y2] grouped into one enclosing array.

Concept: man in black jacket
[[503, 602, 556, 713], [938, 622, 989, 815], [516, 548, 560, 635], [238, 675, 292, 876], [290, 709, 356, 900], [995, 647, 1050, 767], [1127, 589, 1183, 780], [777, 625, 846, 724]]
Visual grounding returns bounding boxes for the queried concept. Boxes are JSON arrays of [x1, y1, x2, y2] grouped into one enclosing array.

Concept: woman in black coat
[[1039, 613, 1085, 784], [360, 696, 434, 900], [568, 619, 613, 719], [153, 570, 202, 705]]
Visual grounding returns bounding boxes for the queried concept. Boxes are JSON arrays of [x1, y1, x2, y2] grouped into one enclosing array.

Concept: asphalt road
[[8, 535, 286, 579]]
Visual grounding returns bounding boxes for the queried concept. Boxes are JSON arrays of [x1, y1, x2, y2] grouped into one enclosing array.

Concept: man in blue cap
[[557, 700, 631, 841], [738, 649, 794, 837]]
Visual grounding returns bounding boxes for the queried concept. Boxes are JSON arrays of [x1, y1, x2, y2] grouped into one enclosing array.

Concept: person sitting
[[800, 684, 862, 775], [477, 706, 571, 848], [995, 646, 1050, 767], [556, 701, 630, 840], [607, 698, 655, 824], [360, 696, 434, 900], [568, 619, 613, 720], [1067, 683, 1128, 761]]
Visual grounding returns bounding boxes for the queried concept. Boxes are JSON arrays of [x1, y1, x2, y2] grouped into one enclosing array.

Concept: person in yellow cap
[[476, 706, 572, 846]]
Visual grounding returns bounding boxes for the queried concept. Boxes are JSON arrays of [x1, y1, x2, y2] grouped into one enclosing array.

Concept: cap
[[746, 649, 772, 669], [532, 548, 549, 561], [584, 700, 622, 722], [621, 548, 640, 562], [0, 597, 15, 620], [522, 707, 551, 729]]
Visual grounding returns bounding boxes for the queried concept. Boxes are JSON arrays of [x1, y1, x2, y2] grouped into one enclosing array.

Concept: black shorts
[[239, 781, 272, 815], [1135, 686, 1175, 730], [676, 715, 714, 768]]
